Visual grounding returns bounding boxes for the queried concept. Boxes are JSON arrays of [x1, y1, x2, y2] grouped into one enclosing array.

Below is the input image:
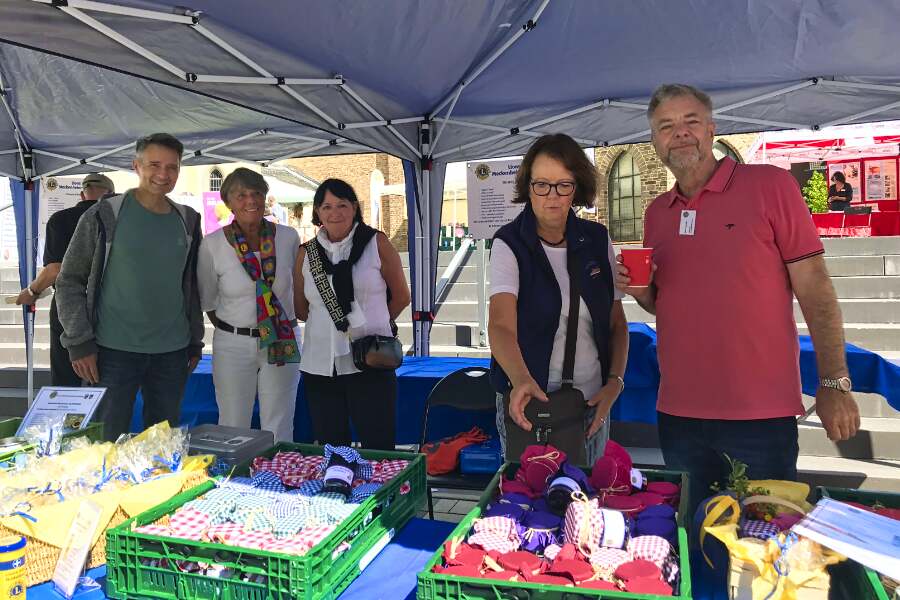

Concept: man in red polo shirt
[[616, 83, 860, 508]]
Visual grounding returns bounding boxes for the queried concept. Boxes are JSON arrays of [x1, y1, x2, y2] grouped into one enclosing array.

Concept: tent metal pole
[[86, 142, 134, 163], [818, 80, 900, 94], [819, 99, 900, 129], [432, 99, 607, 159], [33, 0, 196, 24], [0, 170, 23, 181], [58, 6, 187, 79], [199, 130, 268, 154], [191, 25, 276, 78], [433, 117, 597, 145], [341, 84, 421, 158], [342, 117, 425, 129], [278, 86, 340, 128], [194, 75, 341, 86], [714, 80, 817, 113], [429, 0, 552, 117], [0, 149, 20, 155], [268, 140, 337, 164], [24, 156, 34, 406], [196, 152, 260, 164], [714, 114, 806, 129], [267, 131, 338, 144], [429, 87, 464, 155]]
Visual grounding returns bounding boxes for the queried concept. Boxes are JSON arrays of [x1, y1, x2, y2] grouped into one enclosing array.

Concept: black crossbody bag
[[305, 236, 403, 371], [503, 248, 586, 464]]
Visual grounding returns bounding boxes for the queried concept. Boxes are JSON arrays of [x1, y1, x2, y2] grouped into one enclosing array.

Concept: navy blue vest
[[489, 203, 615, 393]]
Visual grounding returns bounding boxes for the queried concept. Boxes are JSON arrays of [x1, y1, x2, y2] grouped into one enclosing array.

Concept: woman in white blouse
[[197, 168, 301, 442], [293, 179, 410, 450]]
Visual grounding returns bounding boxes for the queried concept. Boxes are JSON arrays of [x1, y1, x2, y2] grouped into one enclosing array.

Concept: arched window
[[209, 168, 223, 192], [608, 151, 643, 242], [713, 141, 741, 163]]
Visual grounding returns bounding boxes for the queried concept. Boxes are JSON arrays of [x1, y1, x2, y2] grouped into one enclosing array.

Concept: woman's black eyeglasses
[[531, 181, 575, 197]]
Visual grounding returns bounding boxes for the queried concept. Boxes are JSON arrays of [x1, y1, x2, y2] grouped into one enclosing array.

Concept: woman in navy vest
[[489, 134, 629, 464]]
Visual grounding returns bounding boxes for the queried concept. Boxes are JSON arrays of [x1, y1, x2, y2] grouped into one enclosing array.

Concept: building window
[[608, 151, 643, 242], [210, 168, 223, 192], [713, 141, 741, 163]]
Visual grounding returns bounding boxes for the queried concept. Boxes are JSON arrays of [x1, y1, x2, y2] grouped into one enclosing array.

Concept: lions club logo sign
[[474, 163, 491, 181], [45, 177, 59, 191]]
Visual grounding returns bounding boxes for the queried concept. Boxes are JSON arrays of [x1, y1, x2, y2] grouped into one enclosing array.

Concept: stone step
[[618, 298, 900, 324], [821, 236, 900, 257], [614, 407, 900, 462], [798, 323, 900, 351], [798, 415, 900, 460], [0, 387, 28, 417], [803, 393, 900, 420], [435, 275, 900, 301], [411, 295, 900, 324], [625, 446, 900, 494], [824, 254, 897, 277], [830, 275, 900, 299]]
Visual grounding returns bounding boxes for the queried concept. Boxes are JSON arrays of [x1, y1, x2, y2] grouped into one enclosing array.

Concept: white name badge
[[679, 209, 696, 236]]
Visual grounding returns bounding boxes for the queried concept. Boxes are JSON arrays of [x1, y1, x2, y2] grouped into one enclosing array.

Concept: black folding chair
[[419, 366, 498, 519]]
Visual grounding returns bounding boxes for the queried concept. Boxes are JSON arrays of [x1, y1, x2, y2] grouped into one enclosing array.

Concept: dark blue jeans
[[96, 346, 190, 441], [657, 412, 799, 513]]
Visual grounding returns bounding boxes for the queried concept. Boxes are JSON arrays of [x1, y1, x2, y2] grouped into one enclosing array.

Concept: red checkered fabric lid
[[167, 509, 211, 539], [371, 459, 409, 484], [628, 535, 672, 568]]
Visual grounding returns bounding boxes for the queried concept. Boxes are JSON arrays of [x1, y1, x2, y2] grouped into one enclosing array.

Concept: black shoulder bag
[[503, 248, 587, 465], [305, 231, 403, 371]]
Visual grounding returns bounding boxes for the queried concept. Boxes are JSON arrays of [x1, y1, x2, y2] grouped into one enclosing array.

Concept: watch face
[[839, 377, 852, 392]]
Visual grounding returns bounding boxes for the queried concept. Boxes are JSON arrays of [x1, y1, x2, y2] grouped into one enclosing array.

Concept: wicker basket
[[3, 470, 208, 586]]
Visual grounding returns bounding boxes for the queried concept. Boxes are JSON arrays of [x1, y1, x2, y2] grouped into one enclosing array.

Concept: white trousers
[[212, 327, 301, 442]]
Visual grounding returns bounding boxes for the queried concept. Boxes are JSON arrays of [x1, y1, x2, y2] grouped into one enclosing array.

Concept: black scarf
[[314, 223, 378, 329]]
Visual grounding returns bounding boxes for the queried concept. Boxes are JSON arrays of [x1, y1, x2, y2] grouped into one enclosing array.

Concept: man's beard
[[664, 144, 702, 171]]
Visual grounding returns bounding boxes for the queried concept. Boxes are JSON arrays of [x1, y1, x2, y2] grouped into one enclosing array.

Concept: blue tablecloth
[[26, 519, 456, 600], [131, 323, 900, 441]]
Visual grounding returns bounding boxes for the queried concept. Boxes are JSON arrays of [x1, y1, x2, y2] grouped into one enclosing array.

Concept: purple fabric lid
[[497, 493, 533, 508], [522, 509, 562, 529], [635, 517, 677, 543], [638, 504, 676, 520], [484, 502, 528, 522], [531, 497, 552, 513]]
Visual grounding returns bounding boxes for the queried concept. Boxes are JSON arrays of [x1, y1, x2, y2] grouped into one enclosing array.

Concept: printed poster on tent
[[466, 158, 522, 239]]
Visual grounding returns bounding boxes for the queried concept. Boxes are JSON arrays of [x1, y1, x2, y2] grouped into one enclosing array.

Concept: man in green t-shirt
[[56, 133, 204, 441]]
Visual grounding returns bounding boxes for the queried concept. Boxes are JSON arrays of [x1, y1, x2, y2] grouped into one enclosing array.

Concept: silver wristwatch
[[819, 376, 852, 393]]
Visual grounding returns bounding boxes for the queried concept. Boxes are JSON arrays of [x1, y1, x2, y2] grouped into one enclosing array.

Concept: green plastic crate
[[417, 464, 691, 599], [0, 416, 103, 462], [816, 486, 899, 600], [106, 442, 425, 600]]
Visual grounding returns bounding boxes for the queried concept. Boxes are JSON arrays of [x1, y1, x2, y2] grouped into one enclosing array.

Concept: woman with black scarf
[[294, 178, 410, 449]]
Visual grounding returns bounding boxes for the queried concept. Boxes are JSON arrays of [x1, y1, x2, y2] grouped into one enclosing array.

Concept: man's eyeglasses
[[531, 181, 576, 197]]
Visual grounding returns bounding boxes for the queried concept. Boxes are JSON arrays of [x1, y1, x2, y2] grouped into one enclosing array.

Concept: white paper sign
[[793, 497, 900, 580], [16, 386, 105, 436], [38, 176, 83, 264], [466, 159, 523, 239], [52, 499, 103, 598]]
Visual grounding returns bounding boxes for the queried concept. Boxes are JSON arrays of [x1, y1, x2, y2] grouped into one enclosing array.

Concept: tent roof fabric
[[3, 0, 900, 176]]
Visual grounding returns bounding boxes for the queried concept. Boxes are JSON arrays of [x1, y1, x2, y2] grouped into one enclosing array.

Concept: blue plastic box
[[459, 437, 502, 474]]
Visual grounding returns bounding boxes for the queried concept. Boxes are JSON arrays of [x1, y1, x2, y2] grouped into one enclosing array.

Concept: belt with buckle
[[215, 319, 260, 338]]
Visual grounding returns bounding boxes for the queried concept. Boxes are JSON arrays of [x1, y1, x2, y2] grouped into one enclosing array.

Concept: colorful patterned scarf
[[224, 220, 299, 365]]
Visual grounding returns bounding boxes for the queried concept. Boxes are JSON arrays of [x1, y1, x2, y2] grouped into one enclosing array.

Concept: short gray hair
[[647, 84, 713, 120], [135, 133, 184, 160], [220, 167, 268, 203]]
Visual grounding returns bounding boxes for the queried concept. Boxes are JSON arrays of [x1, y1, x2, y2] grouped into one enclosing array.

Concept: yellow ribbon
[[699, 494, 741, 568]]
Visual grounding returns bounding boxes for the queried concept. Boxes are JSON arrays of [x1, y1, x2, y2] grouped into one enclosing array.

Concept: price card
[[52, 499, 103, 598]]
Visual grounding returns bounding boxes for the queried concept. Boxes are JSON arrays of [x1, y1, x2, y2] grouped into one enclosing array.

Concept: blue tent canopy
[[2, 0, 900, 359]]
